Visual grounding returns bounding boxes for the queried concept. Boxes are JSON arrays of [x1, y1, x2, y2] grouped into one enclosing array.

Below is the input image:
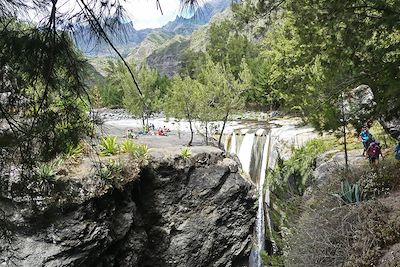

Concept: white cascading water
[[223, 124, 317, 267], [250, 132, 271, 267], [230, 132, 237, 154], [237, 133, 256, 175], [225, 130, 274, 267]]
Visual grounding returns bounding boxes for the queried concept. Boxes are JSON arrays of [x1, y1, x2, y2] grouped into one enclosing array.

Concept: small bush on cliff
[[99, 136, 119, 156], [270, 138, 331, 196]]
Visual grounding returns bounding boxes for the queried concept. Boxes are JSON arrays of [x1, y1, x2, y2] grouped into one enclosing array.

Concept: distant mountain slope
[[126, 31, 176, 63], [146, 35, 190, 77], [73, 21, 151, 57], [144, 7, 233, 76], [74, 0, 232, 58]]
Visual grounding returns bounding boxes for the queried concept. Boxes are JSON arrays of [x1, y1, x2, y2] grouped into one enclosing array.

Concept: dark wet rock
[[0, 150, 256, 267]]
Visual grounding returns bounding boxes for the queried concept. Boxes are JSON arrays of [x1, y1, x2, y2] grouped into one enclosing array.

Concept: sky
[[25, 0, 204, 30], [123, 0, 197, 29]]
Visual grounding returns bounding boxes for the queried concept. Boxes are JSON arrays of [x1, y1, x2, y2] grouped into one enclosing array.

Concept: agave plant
[[180, 147, 192, 159], [99, 136, 119, 156], [131, 144, 149, 162], [120, 139, 136, 153], [98, 159, 123, 180], [65, 143, 84, 159], [35, 158, 63, 180], [337, 180, 363, 204]]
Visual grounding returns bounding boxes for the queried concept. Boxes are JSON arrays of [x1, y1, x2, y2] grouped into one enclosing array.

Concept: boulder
[[379, 117, 400, 140], [0, 150, 256, 267]]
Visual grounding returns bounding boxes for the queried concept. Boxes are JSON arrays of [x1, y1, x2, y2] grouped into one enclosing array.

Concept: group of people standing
[[359, 124, 400, 166]]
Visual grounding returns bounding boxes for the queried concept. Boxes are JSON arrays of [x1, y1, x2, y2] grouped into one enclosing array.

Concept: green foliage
[[34, 158, 63, 180], [130, 144, 149, 163], [270, 138, 332, 196], [206, 19, 258, 78], [123, 65, 162, 121], [94, 60, 170, 126], [242, 0, 400, 130], [120, 139, 136, 153], [164, 75, 200, 145], [0, 20, 91, 164], [64, 143, 84, 160], [359, 158, 400, 199], [337, 180, 363, 204], [119, 139, 149, 162], [261, 250, 284, 267], [99, 136, 119, 156], [180, 147, 192, 159], [98, 159, 122, 181]]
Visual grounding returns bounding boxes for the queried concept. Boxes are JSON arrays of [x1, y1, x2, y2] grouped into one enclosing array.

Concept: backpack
[[368, 142, 380, 158], [396, 145, 400, 160]]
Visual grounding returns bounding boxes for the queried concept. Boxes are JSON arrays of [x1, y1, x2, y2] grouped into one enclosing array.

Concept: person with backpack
[[359, 126, 373, 156], [366, 137, 384, 166], [395, 140, 400, 160]]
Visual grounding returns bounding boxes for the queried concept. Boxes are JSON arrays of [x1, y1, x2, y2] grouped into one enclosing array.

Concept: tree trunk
[[205, 121, 208, 145], [341, 92, 349, 171], [141, 113, 145, 129], [218, 110, 229, 148], [188, 117, 193, 146]]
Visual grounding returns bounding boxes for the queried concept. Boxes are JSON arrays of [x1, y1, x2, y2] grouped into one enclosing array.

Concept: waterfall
[[224, 130, 270, 267], [230, 132, 237, 154], [223, 123, 317, 267], [237, 133, 256, 176], [249, 133, 271, 267]]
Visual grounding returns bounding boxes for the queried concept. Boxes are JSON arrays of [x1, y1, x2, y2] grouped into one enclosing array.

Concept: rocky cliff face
[[0, 149, 256, 266]]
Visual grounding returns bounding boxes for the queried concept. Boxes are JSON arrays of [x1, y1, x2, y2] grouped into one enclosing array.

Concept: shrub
[[120, 139, 136, 153], [285, 201, 393, 266], [99, 136, 119, 156], [180, 147, 192, 159]]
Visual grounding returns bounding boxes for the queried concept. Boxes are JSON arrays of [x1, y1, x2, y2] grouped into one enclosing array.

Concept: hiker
[[395, 140, 400, 160], [366, 137, 384, 166], [359, 126, 372, 156]]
